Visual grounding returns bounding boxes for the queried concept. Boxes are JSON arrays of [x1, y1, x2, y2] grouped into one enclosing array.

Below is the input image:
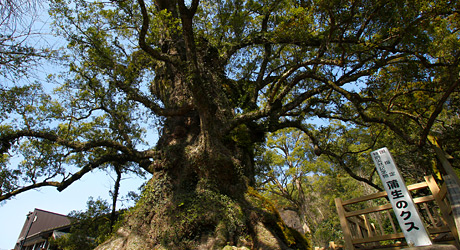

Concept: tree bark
[[96, 110, 310, 249], [93, 1, 310, 248], [94, 38, 309, 247]]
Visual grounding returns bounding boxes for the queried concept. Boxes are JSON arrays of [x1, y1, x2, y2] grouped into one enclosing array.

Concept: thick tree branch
[[112, 77, 193, 117], [1, 129, 134, 155], [137, 0, 177, 63], [0, 181, 61, 202], [226, 76, 330, 135], [226, 108, 270, 134], [254, 44, 271, 105], [0, 152, 142, 202], [419, 74, 460, 146], [325, 80, 417, 145], [178, 0, 198, 69], [56, 153, 130, 191], [292, 122, 383, 191], [332, 155, 383, 192], [1, 129, 156, 174], [225, 34, 323, 61]]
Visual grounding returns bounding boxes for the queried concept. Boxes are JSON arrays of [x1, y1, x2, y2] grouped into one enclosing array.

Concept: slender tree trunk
[[110, 165, 122, 232]]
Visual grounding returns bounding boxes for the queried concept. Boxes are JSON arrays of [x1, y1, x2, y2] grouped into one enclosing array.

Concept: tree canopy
[[1, 0, 459, 248]]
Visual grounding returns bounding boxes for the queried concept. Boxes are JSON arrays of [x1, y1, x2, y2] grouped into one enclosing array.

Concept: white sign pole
[[371, 147, 432, 246]]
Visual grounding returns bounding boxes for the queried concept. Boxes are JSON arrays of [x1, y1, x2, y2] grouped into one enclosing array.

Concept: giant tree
[[1, 0, 459, 249]]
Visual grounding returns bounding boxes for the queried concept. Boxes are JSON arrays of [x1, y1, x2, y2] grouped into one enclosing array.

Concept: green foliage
[[258, 127, 370, 246], [51, 197, 124, 250], [1, 0, 460, 247]]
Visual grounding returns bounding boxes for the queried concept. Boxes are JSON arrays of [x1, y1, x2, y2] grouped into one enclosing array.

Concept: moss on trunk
[[94, 108, 311, 249], [96, 173, 311, 249]]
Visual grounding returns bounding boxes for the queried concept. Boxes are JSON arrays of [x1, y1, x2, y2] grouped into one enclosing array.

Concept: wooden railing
[[335, 176, 459, 250]]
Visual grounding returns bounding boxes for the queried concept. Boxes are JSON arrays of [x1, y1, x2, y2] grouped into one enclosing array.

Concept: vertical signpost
[[371, 147, 432, 247]]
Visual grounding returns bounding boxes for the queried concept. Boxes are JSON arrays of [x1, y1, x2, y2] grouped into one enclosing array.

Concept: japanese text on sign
[[371, 147, 432, 246]]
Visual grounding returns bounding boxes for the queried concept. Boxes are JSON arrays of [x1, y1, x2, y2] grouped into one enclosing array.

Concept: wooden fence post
[[328, 241, 336, 249], [335, 197, 355, 250], [425, 175, 459, 245], [428, 135, 460, 239]]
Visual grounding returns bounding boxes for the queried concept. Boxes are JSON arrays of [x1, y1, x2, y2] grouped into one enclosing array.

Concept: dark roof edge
[[33, 208, 69, 218]]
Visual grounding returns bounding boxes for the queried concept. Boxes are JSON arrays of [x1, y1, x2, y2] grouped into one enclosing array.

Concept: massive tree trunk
[[94, 2, 309, 249], [96, 101, 309, 250]]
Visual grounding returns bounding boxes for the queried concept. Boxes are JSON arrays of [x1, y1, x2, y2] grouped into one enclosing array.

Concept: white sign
[[371, 147, 432, 246]]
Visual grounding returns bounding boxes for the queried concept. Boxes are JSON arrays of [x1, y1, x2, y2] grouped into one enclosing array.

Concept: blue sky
[[0, 170, 145, 249]]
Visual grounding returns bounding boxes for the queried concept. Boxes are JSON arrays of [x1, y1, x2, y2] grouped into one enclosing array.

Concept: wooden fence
[[335, 175, 459, 250]]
